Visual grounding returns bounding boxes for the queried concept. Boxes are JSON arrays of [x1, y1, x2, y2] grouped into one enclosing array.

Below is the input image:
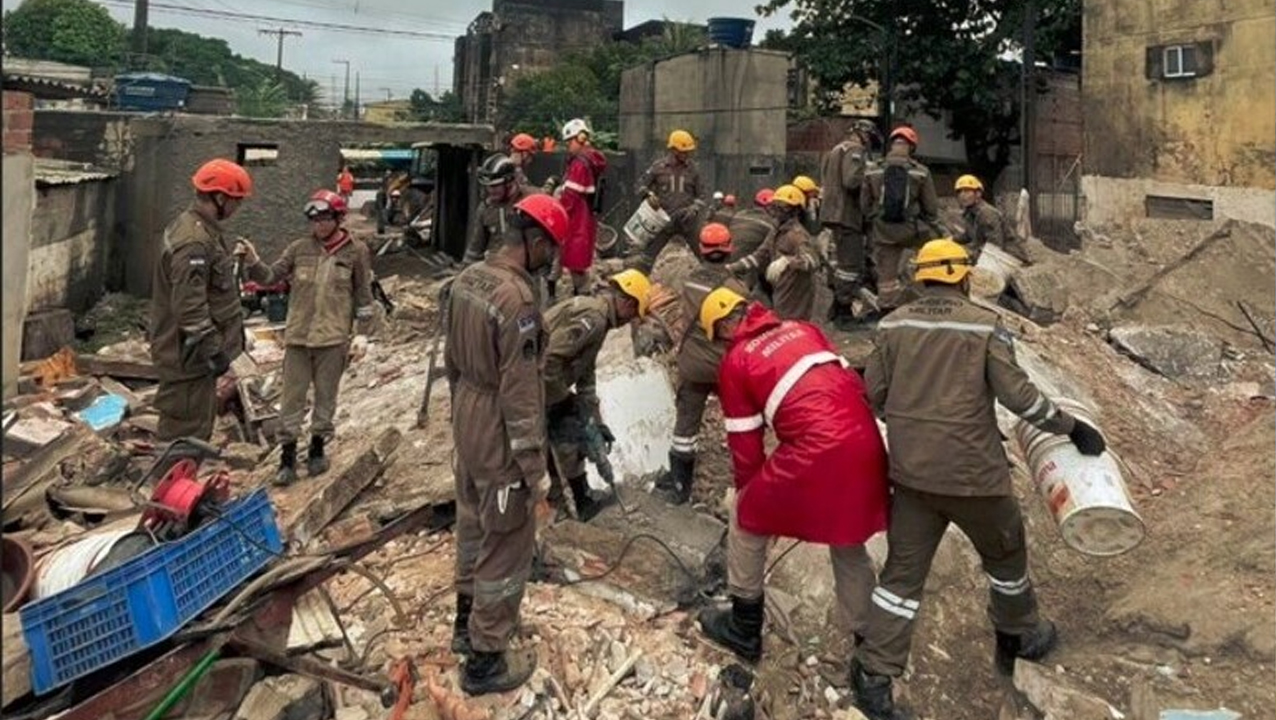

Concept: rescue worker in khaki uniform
[[236, 190, 375, 485], [543, 269, 651, 521], [861, 126, 945, 314], [697, 289, 889, 663], [953, 174, 1033, 265], [726, 185, 818, 320], [791, 175, 823, 236], [150, 158, 260, 441], [653, 223, 749, 505], [445, 193, 567, 696], [630, 129, 705, 272], [820, 120, 879, 328], [726, 189, 778, 266], [463, 154, 539, 265], [509, 132, 538, 188], [851, 239, 1108, 720]]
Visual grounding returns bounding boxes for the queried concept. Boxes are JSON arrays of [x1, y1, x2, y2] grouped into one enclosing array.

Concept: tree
[[757, 0, 1082, 183], [408, 89, 464, 123], [3, 0, 124, 67], [235, 79, 288, 118]]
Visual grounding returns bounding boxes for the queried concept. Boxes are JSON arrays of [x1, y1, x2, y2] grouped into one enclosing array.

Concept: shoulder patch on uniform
[[517, 313, 537, 334], [993, 325, 1015, 346]]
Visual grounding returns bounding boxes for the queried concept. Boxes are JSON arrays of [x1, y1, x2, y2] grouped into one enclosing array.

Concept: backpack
[[880, 163, 910, 224]]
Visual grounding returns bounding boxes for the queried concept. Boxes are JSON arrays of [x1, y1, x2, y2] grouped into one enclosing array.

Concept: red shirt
[[337, 170, 355, 195]]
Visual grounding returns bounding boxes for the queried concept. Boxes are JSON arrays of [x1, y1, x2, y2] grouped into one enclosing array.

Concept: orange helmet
[[510, 133, 537, 152], [698, 222, 734, 256], [753, 188, 775, 207], [723, 194, 737, 207], [889, 126, 919, 147], [514, 194, 569, 245], [192, 159, 253, 198]]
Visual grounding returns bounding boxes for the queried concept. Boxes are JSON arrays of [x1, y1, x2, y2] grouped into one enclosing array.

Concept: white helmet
[[561, 118, 591, 141]]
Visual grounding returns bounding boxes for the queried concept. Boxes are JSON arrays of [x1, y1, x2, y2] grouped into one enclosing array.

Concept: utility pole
[[380, 87, 393, 101], [132, 0, 149, 67], [332, 59, 351, 120], [434, 65, 440, 96], [354, 71, 361, 121], [259, 28, 302, 80], [1022, 0, 1037, 193]]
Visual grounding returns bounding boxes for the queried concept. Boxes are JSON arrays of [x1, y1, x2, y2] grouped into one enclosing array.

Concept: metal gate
[[1030, 153, 1081, 252]]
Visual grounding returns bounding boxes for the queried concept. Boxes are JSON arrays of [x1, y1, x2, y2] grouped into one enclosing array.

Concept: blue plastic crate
[[20, 488, 282, 695]]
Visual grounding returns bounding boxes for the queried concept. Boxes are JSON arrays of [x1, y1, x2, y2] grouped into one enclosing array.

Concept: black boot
[[567, 474, 614, 522], [306, 435, 330, 477], [995, 620, 1058, 676], [698, 594, 764, 663], [274, 442, 298, 486], [652, 451, 695, 505], [461, 648, 537, 696], [451, 593, 473, 656], [850, 657, 913, 720]]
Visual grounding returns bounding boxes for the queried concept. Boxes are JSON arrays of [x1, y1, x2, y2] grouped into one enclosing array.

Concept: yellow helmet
[[913, 238, 972, 284], [700, 287, 748, 340], [610, 269, 652, 317], [667, 129, 696, 152], [770, 184, 806, 207], [954, 174, 984, 192], [792, 175, 819, 194]]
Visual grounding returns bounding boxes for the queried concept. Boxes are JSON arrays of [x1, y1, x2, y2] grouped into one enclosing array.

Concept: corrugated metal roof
[[34, 159, 116, 187], [2, 73, 109, 100]]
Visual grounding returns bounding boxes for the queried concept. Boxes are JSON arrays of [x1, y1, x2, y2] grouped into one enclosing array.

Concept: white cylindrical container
[[622, 199, 671, 250], [33, 529, 134, 599], [969, 244, 1023, 299], [1014, 398, 1145, 557]]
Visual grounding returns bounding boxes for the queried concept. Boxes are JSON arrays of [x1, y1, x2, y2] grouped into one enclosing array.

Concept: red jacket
[[559, 148, 607, 271], [718, 303, 890, 545]]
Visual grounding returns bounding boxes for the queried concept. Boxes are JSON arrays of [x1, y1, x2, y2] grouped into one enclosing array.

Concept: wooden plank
[[2, 425, 94, 521], [3, 612, 32, 708], [287, 427, 402, 547], [74, 355, 159, 381]]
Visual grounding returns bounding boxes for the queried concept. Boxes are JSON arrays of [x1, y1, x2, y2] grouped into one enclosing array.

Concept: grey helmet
[[478, 153, 517, 187]]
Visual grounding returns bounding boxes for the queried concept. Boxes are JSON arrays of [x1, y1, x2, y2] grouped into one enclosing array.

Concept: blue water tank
[[114, 73, 192, 112], [707, 17, 756, 49]]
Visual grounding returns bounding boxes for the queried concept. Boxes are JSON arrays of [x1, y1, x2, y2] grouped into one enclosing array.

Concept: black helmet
[[478, 153, 517, 187]]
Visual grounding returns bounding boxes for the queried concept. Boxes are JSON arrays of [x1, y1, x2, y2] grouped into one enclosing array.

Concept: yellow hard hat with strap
[[610, 269, 652, 317], [699, 287, 747, 340], [913, 238, 972, 284], [954, 174, 984, 192], [668, 130, 696, 152]]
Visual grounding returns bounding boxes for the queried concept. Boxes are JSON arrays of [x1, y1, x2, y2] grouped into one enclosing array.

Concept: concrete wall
[[1083, 0, 1276, 189], [3, 91, 36, 399], [620, 48, 792, 208], [1081, 175, 1276, 230], [28, 177, 116, 313], [34, 111, 495, 295]]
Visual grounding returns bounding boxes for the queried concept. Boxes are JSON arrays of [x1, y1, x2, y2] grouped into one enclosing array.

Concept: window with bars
[[1146, 41, 1214, 81]]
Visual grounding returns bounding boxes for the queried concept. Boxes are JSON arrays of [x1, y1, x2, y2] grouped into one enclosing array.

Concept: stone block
[[233, 674, 327, 720], [1108, 323, 1223, 380], [1014, 660, 1118, 720]]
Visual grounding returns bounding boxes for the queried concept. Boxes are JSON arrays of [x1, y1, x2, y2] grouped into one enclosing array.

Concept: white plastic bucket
[[622, 199, 671, 250], [969, 244, 1022, 299], [33, 529, 134, 599], [1014, 398, 1145, 557]]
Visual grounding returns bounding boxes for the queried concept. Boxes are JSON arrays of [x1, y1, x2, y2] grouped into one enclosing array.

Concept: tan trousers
[[725, 500, 876, 634], [279, 343, 348, 444], [155, 375, 217, 441]]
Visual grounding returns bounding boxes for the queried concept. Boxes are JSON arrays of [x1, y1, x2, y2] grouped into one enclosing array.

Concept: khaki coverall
[[542, 295, 618, 481], [150, 208, 270, 441], [859, 284, 1078, 677], [445, 257, 547, 653], [251, 232, 374, 444], [634, 153, 703, 271], [958, 199, 1032, 264], [731, 216, 817, 321], [819, 136, 871, 308], [861, 152, 944, 310], [464, 185, 539, 265], [672, 265, 748, 459]]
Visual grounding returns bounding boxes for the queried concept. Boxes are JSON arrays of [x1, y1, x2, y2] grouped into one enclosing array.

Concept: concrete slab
[[589, 331, 677, 493]]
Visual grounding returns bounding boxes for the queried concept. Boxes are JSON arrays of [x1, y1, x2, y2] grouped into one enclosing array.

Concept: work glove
[[207, 350, 231, 377], [765, 256, 792, 285], [233, 237, 259, 265], [725, 260, 747, 276], [597, 422, 615, 447], [1068, 419, 1107, 456]]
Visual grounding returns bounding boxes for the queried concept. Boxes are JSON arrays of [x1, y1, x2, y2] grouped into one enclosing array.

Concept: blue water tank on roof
[[114, 73, 193, 112], [707, 17, 756, 49]]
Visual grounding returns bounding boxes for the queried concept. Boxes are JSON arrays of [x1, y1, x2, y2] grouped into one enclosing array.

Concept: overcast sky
[[2, 0, 790, 103]]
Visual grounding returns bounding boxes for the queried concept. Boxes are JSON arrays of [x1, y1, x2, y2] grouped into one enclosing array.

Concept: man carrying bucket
[[852, 238, 1107, 720], [629, 129, 705, 273]]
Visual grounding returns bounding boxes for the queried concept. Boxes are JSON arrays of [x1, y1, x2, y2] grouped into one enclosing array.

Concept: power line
[[258, 27, 302, 79], [98, 0, 458, 40]]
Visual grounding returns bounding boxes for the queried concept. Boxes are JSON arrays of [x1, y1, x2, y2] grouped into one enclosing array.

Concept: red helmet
[[304, 189, 348, 218], [510, 133, 537, 152], [722, 194, 737, 208], [698, 222, 734, 255], [192, 159, 253, 198], [889, 126, 920, 147], [753, 188, 775, 207], [514, 194, 569, 245]]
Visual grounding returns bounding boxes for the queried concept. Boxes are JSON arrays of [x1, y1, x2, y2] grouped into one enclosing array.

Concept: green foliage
[[235, 79, 289, 118], [757, 0, 1082, 181], [141, 27, 318, 104], [408, 89, 465, 123], [3, 0, 124, 67]]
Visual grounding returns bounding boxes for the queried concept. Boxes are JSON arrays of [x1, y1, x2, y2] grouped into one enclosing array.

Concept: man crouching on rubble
[[235, 190, 375, 486], [444, 194, 568, 695], [696, 288, 890, 663]]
